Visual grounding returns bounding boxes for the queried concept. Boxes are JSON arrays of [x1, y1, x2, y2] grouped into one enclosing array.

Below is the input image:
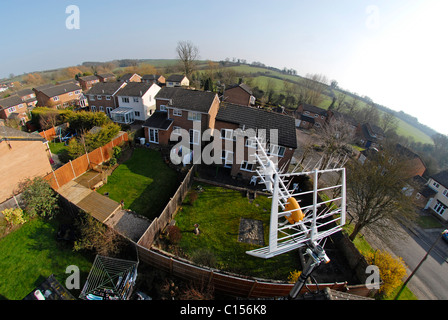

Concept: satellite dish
[[245, 136, 347, 299]]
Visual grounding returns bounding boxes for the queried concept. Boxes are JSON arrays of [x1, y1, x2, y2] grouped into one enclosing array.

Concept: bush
[[2, 208, 27, 229], [365, 250, 407, 297], [166, 225, 182, 245], [191, 249, 217, 268], [20, 177, 59, 220]]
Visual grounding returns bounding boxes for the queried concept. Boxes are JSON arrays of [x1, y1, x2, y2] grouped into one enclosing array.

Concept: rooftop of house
[[14, 89, 35, 97], [118, 73, 141, 81], [0, 126, 45, 142], [34, 83, 81, 98], [300, 103, 327, 116], [226, 83, 253, 95], [0, 95, 25, 109], [142, 111, 173, 130], [166, 74, 187, 82], [79, 75, 99, 82], [115, 82, 156, 97], [216, 103, 297, 149], [155, 87, 217, 113], [97, 73, 116, 79], [141, 74, 162, 81], [86, 82, 126, 96], [431, 170, 448, 188]]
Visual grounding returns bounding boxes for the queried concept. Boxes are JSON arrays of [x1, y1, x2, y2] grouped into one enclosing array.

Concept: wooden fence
[[137, 165, 197, 248], [136, 245, 348, 298], [43, 132, 128, 190]]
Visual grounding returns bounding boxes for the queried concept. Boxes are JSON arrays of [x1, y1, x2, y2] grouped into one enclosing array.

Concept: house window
[[106, 107, 112, 117], [221, 151, 234, 168], [434, 201, 447, 216], [245, 137, 257, 148], [90, 95, 95, 101], [172, 126, 182, 136], [433, 181, 440, 189], [188, 112, 201, 121], [97, 95, 102, 100], [122, 97, 129, 103], [106, 96, 111, 100], [149, 128, 159, 144], [53, 96, 59, 101], [7, 106, 16, 113], [304, 111, 310, 115], [443, 189, 448, 198], [241, 161, 255, 172], [189, 129, 200, 145], [135, 111, 140, 117], [173, 108, 182, 116], [99, 106, 104, 112], [68, 92, 73, 96], [133, 97, 139, 103], [160, 105, 167, 112], [75, 90, 80, 94], [221, 129, 235, 141], [91, 106, 96, 112], [270, 144, 286, 157]]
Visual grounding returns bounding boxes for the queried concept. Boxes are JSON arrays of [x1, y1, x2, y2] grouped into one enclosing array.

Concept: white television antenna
[[246, 136, 347, 299]]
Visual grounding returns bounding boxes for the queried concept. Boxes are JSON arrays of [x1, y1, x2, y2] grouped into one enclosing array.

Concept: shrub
[[191, 249, 217, 268], [20, 177, 59, 220], [2, 208, 27, 229], [166, 225, 182, 245], [288, 270, 302, 283], [365, 250, 407, 297]]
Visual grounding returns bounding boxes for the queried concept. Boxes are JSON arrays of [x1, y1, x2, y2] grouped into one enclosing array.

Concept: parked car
[[442, 232, 448, 243]]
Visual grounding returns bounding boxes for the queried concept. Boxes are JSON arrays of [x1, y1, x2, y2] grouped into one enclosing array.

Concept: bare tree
[[346, 148, 417, 241], [298, 73, 328, 106], [176, 40, 199, 79], [380, 111, 399, 135]]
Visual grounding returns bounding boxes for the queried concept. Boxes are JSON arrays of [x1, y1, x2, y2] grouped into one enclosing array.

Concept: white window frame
[[245, 137, 257, 148], [133, 97, 139, 103], [160, 105, 167, 112], [97, 95, 102, 100], [75, 90, 80, 95], [106, 95, 111, 100], [443, 189, 448, 198], [173, 108, 182, 116], [7, 106, 16, 113], [221, 129, 235, 141], [106, 107, 112, 117], [172, 126, 182, 136], [189, 129, 200, 145], [221, 151, 234, 168], [135, 111, 141, 117], [53, 96, 59, 101], [90, 106, 96, 112], [240, 160, 255, 172], [188, 111, 201, 121], [270, 144, 286, 157], [122, 97, 129, 103], [149, 128, 159, 144], [434, 201, 447, 216], [433, 181, 440, 189], [99, 106, 104, 112], [90, 95, 95, 101]]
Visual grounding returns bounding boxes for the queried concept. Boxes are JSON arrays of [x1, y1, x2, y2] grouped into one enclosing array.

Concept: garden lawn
[[97, 148, 179, 220], [173, 183, 301, 281], [0, 218, 93, 300]]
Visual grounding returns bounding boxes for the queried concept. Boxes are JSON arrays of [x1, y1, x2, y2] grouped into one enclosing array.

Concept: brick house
[[0, 126, 52, 203], [356, 122, 385, 149], [15, 89, 38, 108], [295, 103, 328, 129], [96, 73, 116, 83], [78, 75, 100, 91], [113, 82, 161, 123], [215, 103, 297, 179], [223, 83, 255, 106], [0, 95, 29, 125], [166, 74, 189, 87], [142, 87, 219, 147], [141, 74, 165, 86], [118, 73, 142, 83], [33, 83, 83, 109], [424, 171, 448, 221], [85, 81, 127, 116]]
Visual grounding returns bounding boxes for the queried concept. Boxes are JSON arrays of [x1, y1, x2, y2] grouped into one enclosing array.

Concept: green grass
[[172, 183, 301, 280], [97, 148, 179, 219], [0, 217, 93, 300], [49, 141, 68, 155]]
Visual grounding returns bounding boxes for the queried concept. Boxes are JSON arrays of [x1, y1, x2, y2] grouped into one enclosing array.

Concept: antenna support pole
[[288, 243, 330, 300]]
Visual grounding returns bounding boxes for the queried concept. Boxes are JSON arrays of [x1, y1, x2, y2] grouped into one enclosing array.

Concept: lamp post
[[394, 229, 448, 300]]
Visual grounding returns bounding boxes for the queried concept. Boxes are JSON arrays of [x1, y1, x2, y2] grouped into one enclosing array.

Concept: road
[[363, 221, 448, 300]]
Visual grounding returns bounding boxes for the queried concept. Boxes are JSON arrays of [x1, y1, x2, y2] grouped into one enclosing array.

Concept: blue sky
[[1, 0, 447, 135]]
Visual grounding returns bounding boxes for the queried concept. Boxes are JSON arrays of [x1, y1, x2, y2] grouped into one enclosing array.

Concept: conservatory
[[110, 107, 135, 124]]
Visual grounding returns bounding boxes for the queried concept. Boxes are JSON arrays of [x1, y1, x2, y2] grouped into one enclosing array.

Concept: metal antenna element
[[245, 136, 347, 299]]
